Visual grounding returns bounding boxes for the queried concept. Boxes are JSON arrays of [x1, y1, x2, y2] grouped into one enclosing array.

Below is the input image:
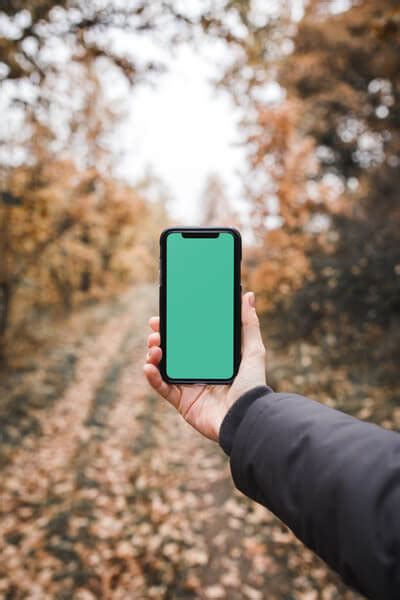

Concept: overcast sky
[[117, 43, 246, 224]]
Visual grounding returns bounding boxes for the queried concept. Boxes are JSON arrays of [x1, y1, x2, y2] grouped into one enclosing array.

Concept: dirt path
[[0, 285, 360, 600]]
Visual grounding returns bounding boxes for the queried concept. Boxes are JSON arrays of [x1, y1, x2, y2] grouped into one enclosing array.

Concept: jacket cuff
[[219, 385, 273, 456]]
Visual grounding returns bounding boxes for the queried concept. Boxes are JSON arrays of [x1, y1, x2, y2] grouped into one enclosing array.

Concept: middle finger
[[147, 332, 160, 348]]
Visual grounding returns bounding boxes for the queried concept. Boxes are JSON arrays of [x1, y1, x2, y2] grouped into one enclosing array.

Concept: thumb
[[241, 292, 266, 360]]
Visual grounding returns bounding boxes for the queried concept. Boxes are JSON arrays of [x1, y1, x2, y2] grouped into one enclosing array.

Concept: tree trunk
[[0, 282, 11, 364], [80, 269, 91, 292], [49, 268, 72, 311]]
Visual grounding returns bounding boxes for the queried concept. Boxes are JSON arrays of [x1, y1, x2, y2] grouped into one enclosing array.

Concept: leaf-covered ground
[[0, 286, 370, 599]]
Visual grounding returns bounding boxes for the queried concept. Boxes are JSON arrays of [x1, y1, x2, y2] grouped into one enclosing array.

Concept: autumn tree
[[200, 174, 238, 227], [0, 131, 158, 361], [199, 1, 322, 322], [279, 0, 400, 348]]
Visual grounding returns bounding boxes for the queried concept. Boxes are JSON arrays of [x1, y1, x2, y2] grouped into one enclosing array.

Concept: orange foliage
[[245, 103, 321, 311], [0, 158, 165, 358]]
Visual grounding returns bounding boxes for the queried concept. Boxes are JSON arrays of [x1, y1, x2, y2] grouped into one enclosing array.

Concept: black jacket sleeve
[[219, 386, 400, 599]]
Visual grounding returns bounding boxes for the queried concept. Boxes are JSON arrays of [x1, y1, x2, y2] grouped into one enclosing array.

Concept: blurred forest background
[[0, 1, 399, 599]]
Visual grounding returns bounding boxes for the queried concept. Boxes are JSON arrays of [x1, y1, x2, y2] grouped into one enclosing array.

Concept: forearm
[[220, 386, 400, 599]]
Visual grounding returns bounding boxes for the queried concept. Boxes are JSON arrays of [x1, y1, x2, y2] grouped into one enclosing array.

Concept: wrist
[[214, 399, 232, 442], [219, 385, 272, 454]]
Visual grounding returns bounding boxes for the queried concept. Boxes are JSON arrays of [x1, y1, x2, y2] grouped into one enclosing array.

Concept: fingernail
[[248, 292, 255, 308], [147, 349, 153, 360]]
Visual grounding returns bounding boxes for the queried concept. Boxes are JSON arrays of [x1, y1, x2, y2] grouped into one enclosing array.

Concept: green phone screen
[[165, 232, 235, 380]]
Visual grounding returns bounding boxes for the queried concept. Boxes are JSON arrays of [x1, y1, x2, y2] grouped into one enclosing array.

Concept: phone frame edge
[[159, 226, 242, 385]]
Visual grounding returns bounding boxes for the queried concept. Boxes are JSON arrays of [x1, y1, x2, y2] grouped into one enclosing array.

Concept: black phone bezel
[[159, 226, 242, 385]]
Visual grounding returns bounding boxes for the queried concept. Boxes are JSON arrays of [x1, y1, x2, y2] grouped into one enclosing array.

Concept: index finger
[[149, 316, 160, 332]]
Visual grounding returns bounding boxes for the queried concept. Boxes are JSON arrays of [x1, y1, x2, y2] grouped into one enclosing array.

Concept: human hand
[[143, 292, 266, 442]]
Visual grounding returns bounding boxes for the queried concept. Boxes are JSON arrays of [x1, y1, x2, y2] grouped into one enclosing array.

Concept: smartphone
[[159, 227, 242, 384]]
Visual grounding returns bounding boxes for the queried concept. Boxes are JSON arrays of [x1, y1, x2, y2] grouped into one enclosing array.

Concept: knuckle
[[247, 342, 266, 358], [245, 344, 265, 360]]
